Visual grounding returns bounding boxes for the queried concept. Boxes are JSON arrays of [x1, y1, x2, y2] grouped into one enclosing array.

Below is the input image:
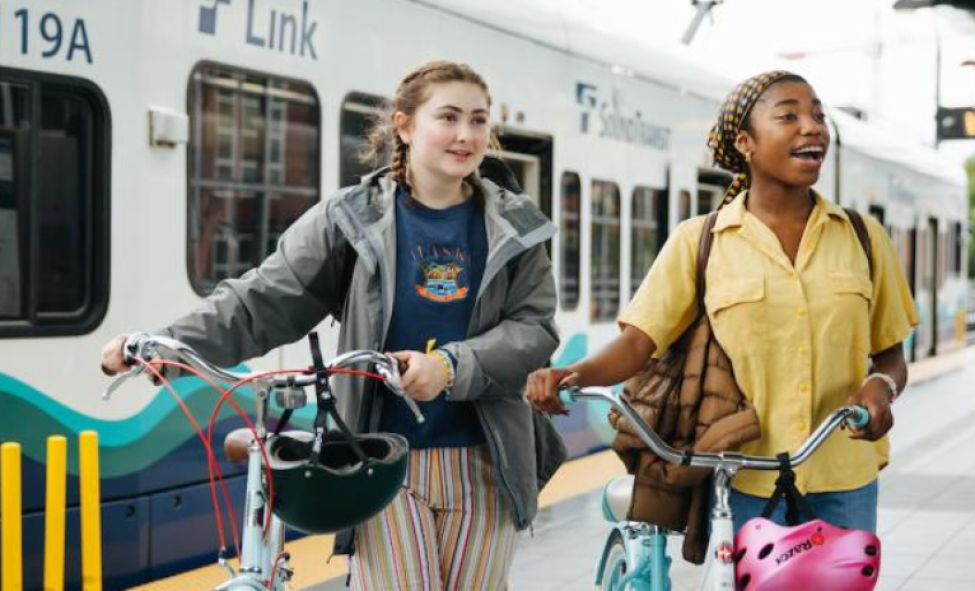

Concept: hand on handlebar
[[387, 351, 449, 402], [100, 332, 167, 380], [100, 334, 133, 376], [526, 367, 578, 415], [847, 380, 894, 441]]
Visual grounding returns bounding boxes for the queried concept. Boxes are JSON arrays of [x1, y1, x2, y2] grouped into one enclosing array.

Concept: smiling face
[[735, 80, 831, 189], [395, 81, 491, 186]]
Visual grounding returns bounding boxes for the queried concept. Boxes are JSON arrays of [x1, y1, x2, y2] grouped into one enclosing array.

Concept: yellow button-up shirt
[[619, 191, 919, 496]]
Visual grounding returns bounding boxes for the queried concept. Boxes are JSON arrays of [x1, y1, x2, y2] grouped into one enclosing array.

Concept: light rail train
[[0, 0, 967, 587]]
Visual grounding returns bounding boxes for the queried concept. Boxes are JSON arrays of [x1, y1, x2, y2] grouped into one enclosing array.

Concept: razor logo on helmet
[[775, 536, 823, 565]]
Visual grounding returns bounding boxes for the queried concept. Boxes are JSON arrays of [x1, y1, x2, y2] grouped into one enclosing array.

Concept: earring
[[744, 151, 752, 163]]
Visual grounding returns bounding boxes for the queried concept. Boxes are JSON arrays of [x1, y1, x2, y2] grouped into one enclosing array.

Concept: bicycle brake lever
[[378, 356, 425, 424], [101, 366, 144, 401]]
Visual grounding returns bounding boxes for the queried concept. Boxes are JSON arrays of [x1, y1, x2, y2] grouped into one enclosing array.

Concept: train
[[0, 0, 968, 588]]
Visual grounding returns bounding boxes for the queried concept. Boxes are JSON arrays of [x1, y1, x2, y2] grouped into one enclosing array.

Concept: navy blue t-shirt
[[378, 187, 487, 448]]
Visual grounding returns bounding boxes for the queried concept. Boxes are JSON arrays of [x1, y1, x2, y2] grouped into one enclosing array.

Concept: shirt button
[[798, 345, 808, 355], [791, 271, 799, 280], [797, 420, 809, 432], [797, 307, 808, 317], [798, 382, 809, 392]]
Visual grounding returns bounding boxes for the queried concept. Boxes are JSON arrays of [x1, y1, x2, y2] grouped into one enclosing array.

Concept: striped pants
[[349, 446, 517, 591]]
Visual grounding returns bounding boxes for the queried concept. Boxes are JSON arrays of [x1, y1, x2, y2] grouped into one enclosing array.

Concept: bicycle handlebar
[[103, 333, 424, 423], [558, 387, 868, 471]]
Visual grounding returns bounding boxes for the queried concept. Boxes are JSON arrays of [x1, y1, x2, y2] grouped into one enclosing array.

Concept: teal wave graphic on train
[[1, 334, 616, 511], [0, 366, 317, 511]]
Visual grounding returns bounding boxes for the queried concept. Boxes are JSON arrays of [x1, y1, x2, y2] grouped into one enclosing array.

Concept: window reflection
[[188, 65, 320, 293], [591, 180, 620, 322], [560, 172, 580, 310]]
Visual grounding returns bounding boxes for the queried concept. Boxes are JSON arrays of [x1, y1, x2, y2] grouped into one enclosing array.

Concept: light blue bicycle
[[558, 387, 869, 591]]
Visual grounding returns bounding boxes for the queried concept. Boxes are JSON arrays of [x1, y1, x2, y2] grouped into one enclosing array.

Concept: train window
[[560, 172, 581, 310], [696, 188, 718, 215], [631, 186, 666, 297], [187, 64, 320, 295], [340, 92, 387, 188], [0, 72, 109, 337], [591, 180, 621, 322], [678, 190, 691, 222], [868, 205, 887, 232]]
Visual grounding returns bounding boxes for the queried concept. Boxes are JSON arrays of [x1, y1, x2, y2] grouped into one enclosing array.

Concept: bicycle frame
[[104, 335, 416, 591], [567, 387, 867, 591]]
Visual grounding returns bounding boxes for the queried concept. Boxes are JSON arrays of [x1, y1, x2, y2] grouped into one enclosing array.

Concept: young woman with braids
[[527, 71, 918, 533], [101, 61, 559, 589]]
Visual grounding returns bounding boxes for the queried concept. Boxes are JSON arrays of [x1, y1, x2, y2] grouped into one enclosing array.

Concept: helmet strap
[[307, 332, 370, 466], [761, 453, 818, 526]]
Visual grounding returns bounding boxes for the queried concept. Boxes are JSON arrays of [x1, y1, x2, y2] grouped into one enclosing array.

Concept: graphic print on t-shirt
[[411, 245, 471, 303]]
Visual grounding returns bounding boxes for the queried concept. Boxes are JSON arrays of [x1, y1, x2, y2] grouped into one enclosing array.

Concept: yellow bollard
[[2, 442, 23, 591], [78, 431, 101, 591], [44, 436, 67, 591]]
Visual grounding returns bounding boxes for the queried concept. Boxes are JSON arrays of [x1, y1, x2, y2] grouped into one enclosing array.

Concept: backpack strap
[[696, 212, 720, 312], [844, 208, 874, 281]]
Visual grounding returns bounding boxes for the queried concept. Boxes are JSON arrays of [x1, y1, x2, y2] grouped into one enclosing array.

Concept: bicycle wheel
[[594, 529, 628, 591]]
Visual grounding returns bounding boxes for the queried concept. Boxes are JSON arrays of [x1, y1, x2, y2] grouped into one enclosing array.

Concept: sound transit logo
[[574, 82, 671, 150]]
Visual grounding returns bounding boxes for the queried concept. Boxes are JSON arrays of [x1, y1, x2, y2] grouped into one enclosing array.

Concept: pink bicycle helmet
[[734, 517, 881, 590]]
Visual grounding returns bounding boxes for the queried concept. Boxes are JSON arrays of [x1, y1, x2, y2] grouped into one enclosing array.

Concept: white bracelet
[[862, 372, 898, 403]]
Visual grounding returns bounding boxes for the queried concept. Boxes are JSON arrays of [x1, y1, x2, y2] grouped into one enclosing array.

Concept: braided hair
[[708, 71, 807, 207], [362, 60, 501, 188]]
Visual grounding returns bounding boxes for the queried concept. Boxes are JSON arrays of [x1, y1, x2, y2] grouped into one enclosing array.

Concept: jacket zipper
[[474, 404, 526, 528]]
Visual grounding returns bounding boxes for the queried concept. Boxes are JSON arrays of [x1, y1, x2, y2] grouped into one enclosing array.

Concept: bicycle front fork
[[597, 522, 672, 591]]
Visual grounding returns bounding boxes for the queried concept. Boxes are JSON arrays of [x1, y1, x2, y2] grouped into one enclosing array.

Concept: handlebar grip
[[558, 389, 576, 405], [848, 406, 870, 429]]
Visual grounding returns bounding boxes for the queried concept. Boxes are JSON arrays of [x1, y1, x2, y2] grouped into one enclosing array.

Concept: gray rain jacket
[[161, 168, 560, 550]]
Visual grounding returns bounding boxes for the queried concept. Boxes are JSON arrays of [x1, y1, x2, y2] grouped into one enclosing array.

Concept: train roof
[[408, 0, 735, 101], [410, 0, 966, 189], [829, 109, 967, 188]]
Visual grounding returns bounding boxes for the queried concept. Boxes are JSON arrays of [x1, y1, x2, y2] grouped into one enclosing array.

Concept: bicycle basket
[[265, 430, 408, 534]]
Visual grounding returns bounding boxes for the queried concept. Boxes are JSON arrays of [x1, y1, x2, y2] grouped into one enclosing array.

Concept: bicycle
[[557, 387, 872, 591], [103, 333, 424, 591]]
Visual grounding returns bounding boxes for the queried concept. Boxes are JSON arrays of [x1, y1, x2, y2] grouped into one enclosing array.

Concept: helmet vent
[[861, 566, 875, 577], [758, 543, 774, 560], [864, 545, 878, 556], [739, 574, 751, 589]]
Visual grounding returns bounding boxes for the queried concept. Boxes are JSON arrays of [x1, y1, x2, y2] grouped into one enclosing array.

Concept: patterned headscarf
[[708, 70, 804, 206]]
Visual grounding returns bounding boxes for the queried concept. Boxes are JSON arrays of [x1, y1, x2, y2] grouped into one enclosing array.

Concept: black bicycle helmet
[[266, 430, 409, 534]]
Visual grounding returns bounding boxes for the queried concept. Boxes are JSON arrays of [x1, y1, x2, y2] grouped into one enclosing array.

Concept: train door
[[925, 217, 938, 357], [494, 130, 553, 220]]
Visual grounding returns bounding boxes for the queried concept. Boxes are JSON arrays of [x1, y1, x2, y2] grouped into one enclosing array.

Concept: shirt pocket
[[705, 276, 766, 357], [826, 272, 872, 347]]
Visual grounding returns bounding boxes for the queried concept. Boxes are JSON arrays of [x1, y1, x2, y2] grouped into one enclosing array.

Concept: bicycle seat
[[601, 475, 634, 522], [224, 427, 254, 464]]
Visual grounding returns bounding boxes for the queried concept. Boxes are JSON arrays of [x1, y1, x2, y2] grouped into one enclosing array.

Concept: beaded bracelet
[[862, 372, 898, 403], [430, 349, 456, 389]]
